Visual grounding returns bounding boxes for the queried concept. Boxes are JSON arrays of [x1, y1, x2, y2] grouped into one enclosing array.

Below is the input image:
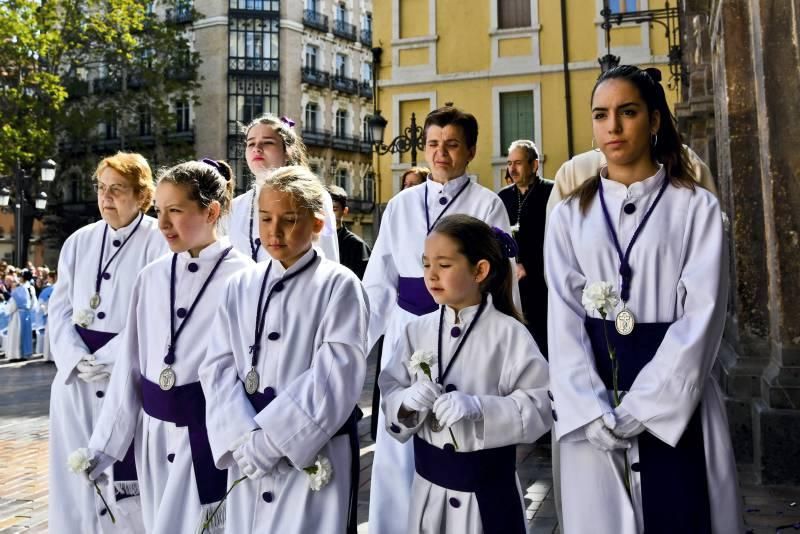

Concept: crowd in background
[[0, 261, 56, 361]]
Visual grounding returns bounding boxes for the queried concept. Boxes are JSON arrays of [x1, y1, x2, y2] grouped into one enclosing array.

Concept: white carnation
[[407, 350, 435, 379], [72, 309, 94, 328], [581, 281, 620, 317], [67, 448, 92, 474], [306, 455, 333, 491]]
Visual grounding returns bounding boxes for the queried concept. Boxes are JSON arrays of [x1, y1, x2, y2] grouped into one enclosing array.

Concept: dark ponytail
[[157, 158, 235, 219], [570, 65, 695, 214], [432, 214, 524, 323]]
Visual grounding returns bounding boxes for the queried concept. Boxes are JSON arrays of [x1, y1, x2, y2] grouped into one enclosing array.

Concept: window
[[227, 77, 279, 187], [362, 115, 371, 140], [230, 0, 279, 10], [305, 102, 319, 131], [361, 62, 372, 83], [607, 0, 636, 13], [499, 91, 534, 156], [229, 17, 279, 73], [305, 45, 318, 69], [335, 53, 347, 77], [139, 107, 152, 136], [335, 109, 348, 137], [363, 12, 372, 32], [363, 172, 375, 202], [336, 168, 349, 193], [175, 100, 190, 132], [306, 0, 317, 11], [245, 32, 263, 59], [335, 2, 347, 22], [498, 0, 531, 29]]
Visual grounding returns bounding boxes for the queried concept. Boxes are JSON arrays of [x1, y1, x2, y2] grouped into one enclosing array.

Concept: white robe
[[226, 187, 340, 262], [545, 169, 744, 534], [199, 248, 367, 533], [48, 214, 166, 534], [380, 296, 552, 533], [89, 238, 252, 534], [364, 175, 519, 534]]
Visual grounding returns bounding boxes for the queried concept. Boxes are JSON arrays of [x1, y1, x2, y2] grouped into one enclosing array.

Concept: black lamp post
[[0, 159, 56, 266], [368, 110, 425, 167]]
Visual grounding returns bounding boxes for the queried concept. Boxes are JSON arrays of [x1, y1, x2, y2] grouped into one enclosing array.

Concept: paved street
[[0, 356, 798, 533]]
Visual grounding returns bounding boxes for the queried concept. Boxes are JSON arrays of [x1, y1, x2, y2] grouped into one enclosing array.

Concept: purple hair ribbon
[[279, 116, 296, 127], [492, 227, 519, 259]]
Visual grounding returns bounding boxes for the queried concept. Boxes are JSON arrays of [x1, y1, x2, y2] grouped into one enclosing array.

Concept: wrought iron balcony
[[303, 10, 328, 32], [167, 127, 195, 144], [228, 57, 279, 75], [301, 67, 330, 88], [302, 127, 332, 148], [332, 133, 367, 153], [166, 7, 193, 24], [333, 19, 357, 41], [332, 75, 358, 95], [358, 81, 373, 99], [360, 28, 372, 47]]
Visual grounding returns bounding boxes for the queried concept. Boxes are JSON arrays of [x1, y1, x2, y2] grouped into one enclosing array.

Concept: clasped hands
[[401, 379, 483, 428], [585, 407, 646, 451]]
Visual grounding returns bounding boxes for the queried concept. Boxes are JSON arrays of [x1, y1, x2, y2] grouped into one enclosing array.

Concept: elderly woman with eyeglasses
[[48, 152, 167, 534]]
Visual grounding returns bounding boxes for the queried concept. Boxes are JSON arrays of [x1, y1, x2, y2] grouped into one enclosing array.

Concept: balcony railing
[[166, 8, 193, 24], [228, 57, 279, 75], [332, 19, 357, 41], [229, 0, 280, 15], [333, 134, 372, 153], [167, 128, 195, 144], [301, 67, 330, 88], [302, 127, 332, 148], [166, 66, 194, 81], [303, 9, 328, 32], [358, 81, 373, 99], [332, 75, 358, 95], [360, 28, 372, 47]]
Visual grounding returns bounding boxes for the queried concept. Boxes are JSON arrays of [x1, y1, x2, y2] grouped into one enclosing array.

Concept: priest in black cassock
[[328, 184, 371, 280], [497, 139, 553, 357]]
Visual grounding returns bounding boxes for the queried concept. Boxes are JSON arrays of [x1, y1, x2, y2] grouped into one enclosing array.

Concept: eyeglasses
[[93, 183, 132, 197]]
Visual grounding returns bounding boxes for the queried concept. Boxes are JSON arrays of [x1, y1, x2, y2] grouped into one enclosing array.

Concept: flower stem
[[201, 476, 247, 533], [94, 482, 116, 524], [601, 312, 631, 496], [422, 367, 458, 450]]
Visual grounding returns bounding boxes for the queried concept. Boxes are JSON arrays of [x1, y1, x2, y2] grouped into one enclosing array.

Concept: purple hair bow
[[492, 227, 519, 259], [200, 157, 222, 171], [279, 116, 296, 127]]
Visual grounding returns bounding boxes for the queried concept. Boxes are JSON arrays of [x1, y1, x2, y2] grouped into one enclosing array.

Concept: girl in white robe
[[49, 152, 167, 534], [364, 106, 520, 534], [200, 166, 367, 534], [545, 65, 743, 534], [380, 214, 551, 533], [86, 159, 252, 534], [226, 113, 339, 262]]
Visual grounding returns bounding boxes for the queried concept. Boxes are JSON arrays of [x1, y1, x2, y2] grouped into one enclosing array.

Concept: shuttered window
[[498, 0, 531, 29], [500, 91, 534, 156]]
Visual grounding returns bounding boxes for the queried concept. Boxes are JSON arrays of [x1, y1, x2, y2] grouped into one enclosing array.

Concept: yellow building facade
[[371, 0, 678, 202]]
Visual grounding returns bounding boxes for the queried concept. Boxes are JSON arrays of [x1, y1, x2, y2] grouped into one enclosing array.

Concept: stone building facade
[[677, 0, 800, 484]]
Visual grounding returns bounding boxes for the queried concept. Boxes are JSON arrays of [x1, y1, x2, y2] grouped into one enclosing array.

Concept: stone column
[[746, 0, 800, 485]]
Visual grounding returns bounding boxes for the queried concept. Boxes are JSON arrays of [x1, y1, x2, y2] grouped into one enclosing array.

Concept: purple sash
[[584, 318, 711, 532], [397, 277, 437, 316], [246, 387, 361, 534], [141, 376, 227, 505], [413, 436, 526, 534], [75, 325, 117, 354]]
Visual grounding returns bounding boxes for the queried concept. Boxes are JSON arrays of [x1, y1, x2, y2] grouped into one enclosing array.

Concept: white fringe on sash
[[196, 501, 226, 534], [114, 480, 140, 497]]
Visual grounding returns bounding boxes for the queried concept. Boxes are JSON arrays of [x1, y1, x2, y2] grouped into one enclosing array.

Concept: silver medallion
[[89, 293, 101, 310], [615, 307, 636, 336], [429, 415, 443, 433], [245, 368, 260, 395], [159, 367, 176, 391]]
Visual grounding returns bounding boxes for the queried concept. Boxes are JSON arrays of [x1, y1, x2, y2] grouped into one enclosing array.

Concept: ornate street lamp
[[368, 109, 425, 167], [0, 159, 57, 265]]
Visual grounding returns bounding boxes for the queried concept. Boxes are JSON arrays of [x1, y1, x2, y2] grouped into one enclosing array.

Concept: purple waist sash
[[75, 325, 117, 354], [413, 436, 525, 534], [397, 277, 437, 316], [245, 386, 361, 534], [141, 376, 227, 505]]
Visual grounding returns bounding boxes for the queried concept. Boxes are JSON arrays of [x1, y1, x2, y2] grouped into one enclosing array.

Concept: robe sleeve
[[48, 235, 92, 384], [362, 200, 400, 349], [5, 297, 17, 314], [251, 274, 368, 469], [199, 278, 260, 469], [478, 326, 552, 448], [545, 204, 614, 440], [88, 277, 144, 461], [618, 192, 728, 447], [377, 322, 427, 442], [482, 194, 523, 312]]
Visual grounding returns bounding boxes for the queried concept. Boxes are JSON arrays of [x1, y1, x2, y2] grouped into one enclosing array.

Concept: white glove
[[585, 416, 631, 451], [232, 429, 281, 480], [612, 406, 646, 439], [87, 449, 117, 485], [433, 392, 483, 428], [401, 380, 443, 413], [76, 357, 110, 383]]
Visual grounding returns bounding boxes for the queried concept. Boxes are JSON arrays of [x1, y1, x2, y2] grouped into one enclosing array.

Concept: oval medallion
[[159, 367, 176, 391], [615, 308, 636, 336], [89, 293, 101, 310], [245, 368, 260, 395], [429, 415, 443, 433]]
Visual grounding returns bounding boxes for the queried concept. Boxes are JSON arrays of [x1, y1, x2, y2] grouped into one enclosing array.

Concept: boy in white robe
[[381, 215, 551, 533], [200, 166, 367, 533], [364, 105, 520, 534], [49, 152, 166, 533], [85, 160, 252, 533]]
